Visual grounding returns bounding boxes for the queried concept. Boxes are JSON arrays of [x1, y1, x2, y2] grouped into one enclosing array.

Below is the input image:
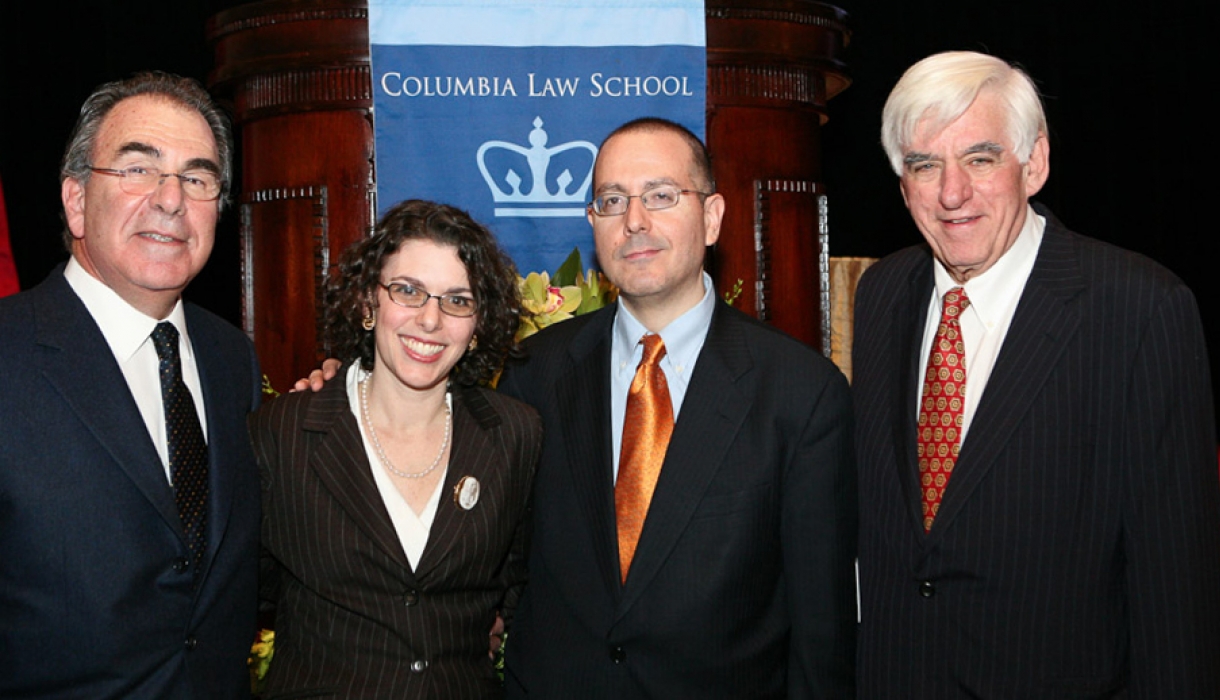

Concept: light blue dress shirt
[[609, 271, 716, 481]]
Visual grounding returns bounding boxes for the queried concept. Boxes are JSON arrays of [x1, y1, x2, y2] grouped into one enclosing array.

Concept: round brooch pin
[[454, 476, 480, 511]]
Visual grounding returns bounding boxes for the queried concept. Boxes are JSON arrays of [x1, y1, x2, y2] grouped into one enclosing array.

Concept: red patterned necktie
[[918, 287, 969, 531], [152, 322, 209, 573], [616, 334, 673, 583]]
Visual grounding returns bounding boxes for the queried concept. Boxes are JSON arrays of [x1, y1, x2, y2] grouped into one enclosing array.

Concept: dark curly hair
[[323, 199, 522, 386]]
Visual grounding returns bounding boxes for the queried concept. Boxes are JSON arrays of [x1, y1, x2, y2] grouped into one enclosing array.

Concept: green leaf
[[722, 278, 744, 307], [551, 248, 584, 287]]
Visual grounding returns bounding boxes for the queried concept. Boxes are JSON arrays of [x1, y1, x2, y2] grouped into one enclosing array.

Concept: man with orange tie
[[497, 117, 857, 698], [852, 51, 1220, 698]]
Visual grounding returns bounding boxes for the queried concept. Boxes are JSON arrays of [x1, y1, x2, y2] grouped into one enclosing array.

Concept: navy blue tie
[[151, 322, 209, 573]]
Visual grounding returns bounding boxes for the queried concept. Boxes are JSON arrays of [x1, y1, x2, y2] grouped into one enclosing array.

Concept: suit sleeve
[[498, 405, 544, 626], [247, 338, 263, 412], [248, 399, 286, 618], [785, 367, 858, 699], [496, 359, 531, 406], [1125, 284, 1220, 697]]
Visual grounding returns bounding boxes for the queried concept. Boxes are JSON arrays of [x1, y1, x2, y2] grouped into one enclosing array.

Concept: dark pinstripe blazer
[[250, 370, 542, 699], [0, 267, 262, 700], [498, 300, 857, 699], [853, 204, 1220, 698]]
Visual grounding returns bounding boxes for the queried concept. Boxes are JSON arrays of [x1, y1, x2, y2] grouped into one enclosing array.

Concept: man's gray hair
[[881, 51, 1046, 176], [59, 71, 233, 249]]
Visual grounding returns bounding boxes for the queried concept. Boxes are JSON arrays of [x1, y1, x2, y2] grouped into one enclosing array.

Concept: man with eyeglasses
[[496, 118, 857, 698], [0, 72, 261, 698]]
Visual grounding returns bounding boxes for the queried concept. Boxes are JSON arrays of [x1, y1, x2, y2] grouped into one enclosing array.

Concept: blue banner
[[369, 0, 706, 276]]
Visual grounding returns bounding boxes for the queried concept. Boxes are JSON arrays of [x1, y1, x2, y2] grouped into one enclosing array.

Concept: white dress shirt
[[64, 257, 208, 484], [918, 205, 1045, 440]]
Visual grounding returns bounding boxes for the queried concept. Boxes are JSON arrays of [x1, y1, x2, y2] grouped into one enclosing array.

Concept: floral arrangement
[[516, 247, 617, 341], [249, 629, 275, 695]]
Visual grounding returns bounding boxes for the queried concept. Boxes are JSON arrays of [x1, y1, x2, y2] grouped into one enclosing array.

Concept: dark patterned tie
[[917, 287, 969, 531], [616, 334, 673, 584], [151, 322, 209, 573]]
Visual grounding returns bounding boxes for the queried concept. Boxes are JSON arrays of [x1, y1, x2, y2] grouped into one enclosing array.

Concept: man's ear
[[62, 177, 87, 240], [1023, 133, 1050, 198], [702, 193, 725, 247]]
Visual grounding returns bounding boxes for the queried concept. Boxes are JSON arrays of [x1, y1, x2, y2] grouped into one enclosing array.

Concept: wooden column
[[207, 0, 849, 387], [207, 0, 374, 391], [706, 1, 850, 354]]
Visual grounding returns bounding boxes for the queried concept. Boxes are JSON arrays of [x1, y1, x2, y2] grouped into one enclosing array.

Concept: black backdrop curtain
[[2, 0, 1215, 429]]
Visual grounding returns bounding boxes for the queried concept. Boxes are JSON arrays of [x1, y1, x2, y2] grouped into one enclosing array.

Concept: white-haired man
[[853, 50, 1220, 698]]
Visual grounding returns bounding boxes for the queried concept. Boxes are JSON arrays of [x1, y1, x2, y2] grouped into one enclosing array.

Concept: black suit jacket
[[0, 266, 262, 699], [853, 205, 1220, 698], [251, 371, 542, 699], [498, 300, 857, 699]]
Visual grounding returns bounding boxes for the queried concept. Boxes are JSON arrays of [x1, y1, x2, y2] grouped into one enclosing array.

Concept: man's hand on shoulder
[[290, 358, 342, 393]]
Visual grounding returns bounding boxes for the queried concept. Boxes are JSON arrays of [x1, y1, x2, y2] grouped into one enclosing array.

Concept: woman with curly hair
[[249, 199, 542, 699]]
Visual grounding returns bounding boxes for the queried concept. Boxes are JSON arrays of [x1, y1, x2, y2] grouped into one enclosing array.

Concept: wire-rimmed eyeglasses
[[89, 165, 223, 202], [588, 184, 710, 217], [379, 282, 478, 318]]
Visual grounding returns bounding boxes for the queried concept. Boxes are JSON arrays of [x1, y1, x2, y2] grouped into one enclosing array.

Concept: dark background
[[2, 0, 1215, 425]]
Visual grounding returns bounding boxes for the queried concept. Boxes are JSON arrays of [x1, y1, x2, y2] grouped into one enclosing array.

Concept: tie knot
[[152, 322, 180, 361], [639, 334, 667, 367], [943, 287, 970, 316]]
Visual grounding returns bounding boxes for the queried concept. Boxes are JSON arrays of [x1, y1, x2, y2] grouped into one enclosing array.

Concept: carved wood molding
[[239, 204, 256, 338], [753, 179, 831, 356], [706, 5, 849, 35], [708, 64, 826, 107], [240, 186, 331, 351], [209, 6, 368, 38], [236, 66, 373, 116]]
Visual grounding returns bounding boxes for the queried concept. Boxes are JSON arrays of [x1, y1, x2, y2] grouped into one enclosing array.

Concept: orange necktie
[[616, 334, 673, 583], [917, 287, 969, 531]]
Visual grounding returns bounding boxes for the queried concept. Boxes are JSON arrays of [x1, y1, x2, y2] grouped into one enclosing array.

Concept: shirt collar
[[64, 256, 188, 363], [933, 204, 1045, 326], [612, 271, 716, 369]]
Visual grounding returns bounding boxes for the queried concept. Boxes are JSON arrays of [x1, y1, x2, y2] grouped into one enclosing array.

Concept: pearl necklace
[[359, 375, 451, 480]]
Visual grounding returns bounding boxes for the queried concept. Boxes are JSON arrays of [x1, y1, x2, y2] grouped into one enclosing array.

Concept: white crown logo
[[477, 117, 598, 217]]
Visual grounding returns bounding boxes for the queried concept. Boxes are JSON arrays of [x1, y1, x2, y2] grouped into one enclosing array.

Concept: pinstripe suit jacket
[[498, 300, 857, 699], [853, 205, 1220, 698], [250, 370, 542, 699], [0, 267, 262, 699]]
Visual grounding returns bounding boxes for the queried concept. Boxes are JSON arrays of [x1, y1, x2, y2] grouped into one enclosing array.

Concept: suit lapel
[[554, 309, 622, 600], [32, 274, 183, 539], [414, 386, 499, 582], [616, 304, 755, 617], [303, 375, 412, 573], [896, 263, 936, 536], [927, 219, 1086, 540], [187, 309, 238, 580]]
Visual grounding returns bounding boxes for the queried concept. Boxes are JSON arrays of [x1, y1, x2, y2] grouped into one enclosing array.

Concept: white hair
[[881, 51, 1047, 176]]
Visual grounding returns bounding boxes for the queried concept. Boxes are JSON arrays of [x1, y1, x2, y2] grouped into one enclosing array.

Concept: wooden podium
[[207, 0, 849, 390]]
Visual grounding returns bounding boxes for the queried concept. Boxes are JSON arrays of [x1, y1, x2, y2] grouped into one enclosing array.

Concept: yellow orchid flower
[[517, 271, 582, 341]]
